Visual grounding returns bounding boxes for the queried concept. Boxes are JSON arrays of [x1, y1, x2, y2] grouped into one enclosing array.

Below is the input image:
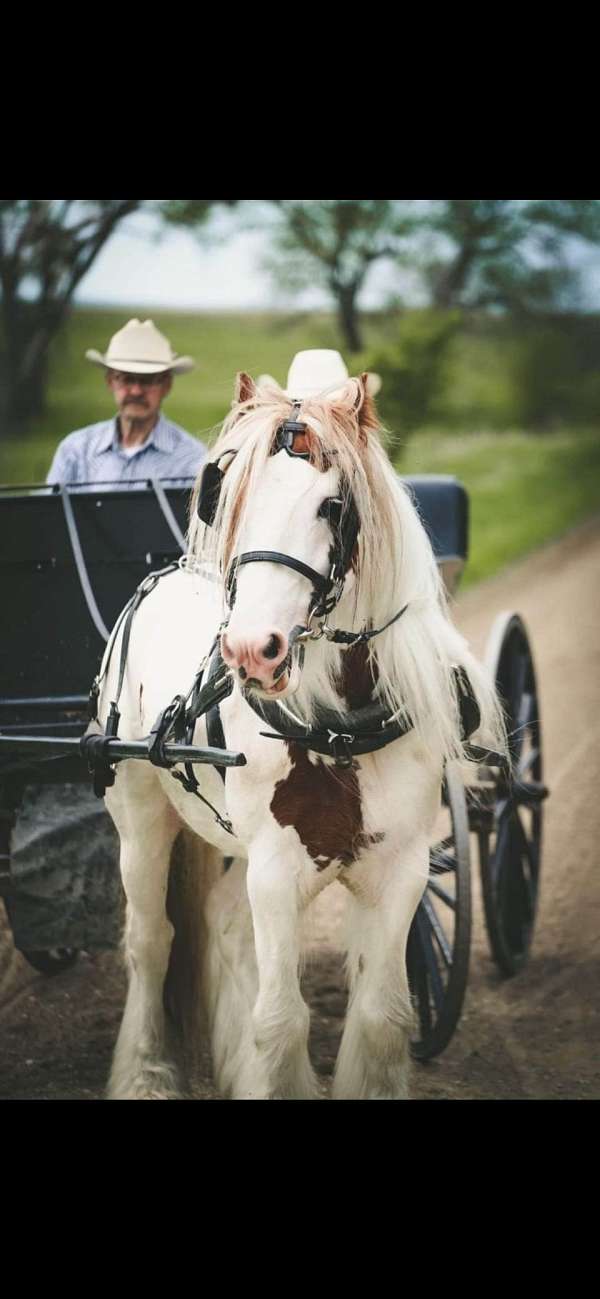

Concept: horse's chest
[[270, 745, 383, 870]]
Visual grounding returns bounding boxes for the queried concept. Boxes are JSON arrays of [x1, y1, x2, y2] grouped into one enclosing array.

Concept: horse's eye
[[317, 497, 343, 527]]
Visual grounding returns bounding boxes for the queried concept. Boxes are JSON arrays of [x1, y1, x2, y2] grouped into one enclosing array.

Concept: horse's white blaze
[[98, 378, 506, 1100]]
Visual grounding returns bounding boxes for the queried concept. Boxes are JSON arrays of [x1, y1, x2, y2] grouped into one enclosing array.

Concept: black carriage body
[[0, 482, 191, 716]]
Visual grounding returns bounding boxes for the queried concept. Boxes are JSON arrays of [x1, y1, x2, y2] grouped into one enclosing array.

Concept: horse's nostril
[[263, 634, 281, 661], [238, 666, 247, 681]]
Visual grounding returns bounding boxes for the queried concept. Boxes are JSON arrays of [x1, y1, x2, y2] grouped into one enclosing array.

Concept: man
[[47, 318, 207, 484]]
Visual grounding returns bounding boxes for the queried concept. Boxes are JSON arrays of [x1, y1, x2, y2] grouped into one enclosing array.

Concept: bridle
[[197, 406, 362, 648]]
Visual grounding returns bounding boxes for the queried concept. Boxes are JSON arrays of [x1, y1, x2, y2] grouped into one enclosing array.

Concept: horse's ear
[[355, 373, 380, 442], [256, 373, 281, 391], [234, 372, 257, 405]]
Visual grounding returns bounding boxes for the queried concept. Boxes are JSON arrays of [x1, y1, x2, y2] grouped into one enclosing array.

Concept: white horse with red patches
[[98, 351, 505, 1100]]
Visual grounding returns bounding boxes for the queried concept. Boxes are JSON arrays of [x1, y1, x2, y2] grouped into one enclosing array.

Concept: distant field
[[1, 307, 599, 588], [0, 307, 394, 482]]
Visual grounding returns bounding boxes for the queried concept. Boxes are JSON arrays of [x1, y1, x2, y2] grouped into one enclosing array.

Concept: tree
[[260, 200, 419, 352], [0, 199, 238, 435], [422, 199, 600, 314], [0, 200, 144, 431]]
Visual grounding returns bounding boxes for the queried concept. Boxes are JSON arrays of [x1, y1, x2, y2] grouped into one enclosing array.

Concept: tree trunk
[[1, 298, 63, 434], [432, 243, 477, 310], [335, 283, 363, 353]]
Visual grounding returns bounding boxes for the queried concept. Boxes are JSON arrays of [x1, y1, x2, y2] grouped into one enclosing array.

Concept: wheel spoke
[[407, 926, 432, 1040], [416, 907, 445, 1012], [512, 806, 539, 881], [421, 892, 452, 967], [517, 690, 534, 732], [519, 746, 540, 778], [490, 809, 511, 884], [427, 878, 456, 911]]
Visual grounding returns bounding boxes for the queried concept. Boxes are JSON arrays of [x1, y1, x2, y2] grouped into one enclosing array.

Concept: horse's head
[[194, 368, 383, 698]]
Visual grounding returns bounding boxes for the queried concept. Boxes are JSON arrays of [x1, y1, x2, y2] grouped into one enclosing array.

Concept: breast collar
[[201, 644, 483, 771]]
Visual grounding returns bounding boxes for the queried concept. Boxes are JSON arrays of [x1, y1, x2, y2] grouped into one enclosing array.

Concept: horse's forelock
[[194, 389, 394, 592]]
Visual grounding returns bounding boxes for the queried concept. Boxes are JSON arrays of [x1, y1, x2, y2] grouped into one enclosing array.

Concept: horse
[[96, 369, 506, 1100]]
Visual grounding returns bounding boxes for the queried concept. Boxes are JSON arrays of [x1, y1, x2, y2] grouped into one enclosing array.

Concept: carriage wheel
[[479, 611, 547, 977], [21, 947, 80, 976], [408, 762, 471, 1061]]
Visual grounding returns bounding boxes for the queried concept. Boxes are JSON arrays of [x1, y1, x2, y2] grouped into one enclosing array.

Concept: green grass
[[400, 428, 600, 587], [1, 307, 599, 589]]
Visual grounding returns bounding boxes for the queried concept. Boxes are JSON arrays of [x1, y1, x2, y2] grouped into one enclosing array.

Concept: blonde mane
[[188, 382, 505, 766]]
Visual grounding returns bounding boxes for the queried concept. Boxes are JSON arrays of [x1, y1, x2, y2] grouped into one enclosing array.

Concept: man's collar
[[98, 413, 174, 454], [97, 419, 118, 453]]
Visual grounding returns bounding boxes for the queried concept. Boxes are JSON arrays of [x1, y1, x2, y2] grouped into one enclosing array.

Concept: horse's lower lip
[[263, 673, 289, 696]]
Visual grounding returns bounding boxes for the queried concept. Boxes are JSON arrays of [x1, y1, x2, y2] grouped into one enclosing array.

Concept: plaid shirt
[[46, 414, 207, 486]]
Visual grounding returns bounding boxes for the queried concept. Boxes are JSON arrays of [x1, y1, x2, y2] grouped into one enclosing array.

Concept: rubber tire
[[480, 611, 544, 976], [409, 762, 472, 1061]]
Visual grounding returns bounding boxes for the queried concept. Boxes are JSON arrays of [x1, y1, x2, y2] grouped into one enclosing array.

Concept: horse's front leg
[[106, 766, 182, 1100], [245, 834, 320, 1100], [333, 841, 429, 1101]]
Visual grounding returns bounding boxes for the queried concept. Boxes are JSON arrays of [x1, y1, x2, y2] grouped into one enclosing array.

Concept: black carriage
[[0, 475, 548, 1058]]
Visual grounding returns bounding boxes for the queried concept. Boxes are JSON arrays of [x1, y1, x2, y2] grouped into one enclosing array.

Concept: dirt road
[[2, 517, 599, 1100]]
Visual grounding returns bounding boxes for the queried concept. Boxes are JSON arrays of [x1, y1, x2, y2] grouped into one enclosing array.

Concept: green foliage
[[509, 316, 600, 427], [367, 309, 462, 434], [422, 199, 600, 313]]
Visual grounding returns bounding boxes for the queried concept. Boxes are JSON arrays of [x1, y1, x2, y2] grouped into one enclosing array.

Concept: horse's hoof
[[108, 1062, 183, 1100]]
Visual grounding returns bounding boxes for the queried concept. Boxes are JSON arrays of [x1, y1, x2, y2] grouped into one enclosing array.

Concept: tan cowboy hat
[[284, 350, 381, 400], [86, 318, 195, 375]]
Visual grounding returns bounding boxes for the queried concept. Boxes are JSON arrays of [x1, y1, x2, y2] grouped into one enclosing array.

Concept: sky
[[73, 209, 426, 312], [73, 206, 600, 313]]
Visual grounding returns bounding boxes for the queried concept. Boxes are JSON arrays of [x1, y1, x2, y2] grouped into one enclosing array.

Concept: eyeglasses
[[109, 371, 168, 388]]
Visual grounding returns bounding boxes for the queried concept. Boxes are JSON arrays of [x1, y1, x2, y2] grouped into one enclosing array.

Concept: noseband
[[197, 408, 360, 635]]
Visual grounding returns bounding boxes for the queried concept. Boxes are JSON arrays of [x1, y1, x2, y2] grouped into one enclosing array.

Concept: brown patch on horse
[[336, 641, 378, 711], [271, 745, 384, 869]]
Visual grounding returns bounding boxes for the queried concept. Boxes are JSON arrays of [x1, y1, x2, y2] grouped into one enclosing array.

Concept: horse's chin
[[254, 658, 303, 700]]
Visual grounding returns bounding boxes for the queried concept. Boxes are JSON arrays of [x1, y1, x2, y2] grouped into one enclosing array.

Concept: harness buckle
[[327, 730, 355, 768], [88, 677, 101, 722]]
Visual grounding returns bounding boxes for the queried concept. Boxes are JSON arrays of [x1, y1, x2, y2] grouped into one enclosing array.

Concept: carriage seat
[[401, 475, 468, 595]]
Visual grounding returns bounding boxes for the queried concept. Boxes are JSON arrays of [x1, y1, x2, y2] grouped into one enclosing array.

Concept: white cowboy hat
[[85, 318, 195, 375], [284, 349, 381, 400]]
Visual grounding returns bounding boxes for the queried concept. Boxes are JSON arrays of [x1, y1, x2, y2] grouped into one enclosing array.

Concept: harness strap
[[326, 603, 410, 646], [227, 550, 331, 608], [88, 562, 180, 722]]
